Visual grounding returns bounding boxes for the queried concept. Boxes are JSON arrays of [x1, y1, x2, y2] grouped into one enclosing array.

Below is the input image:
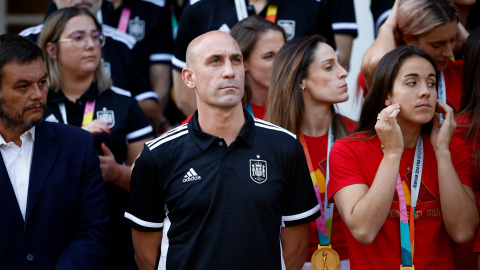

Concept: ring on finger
[[376, 117, 381, 120], [384, 119, 390, 122]]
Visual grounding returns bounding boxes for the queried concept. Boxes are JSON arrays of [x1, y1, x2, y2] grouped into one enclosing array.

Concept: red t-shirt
[[249, 103, 266, 120], [455, 114, 480, 264], [327, 133, 471, 270], [443, 59, 463, 113], [304, 117, 356, 261]]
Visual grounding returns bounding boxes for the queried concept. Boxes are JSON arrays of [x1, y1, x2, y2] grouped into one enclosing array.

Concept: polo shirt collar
[[188, 108, 255, 151], [48, 83, 98, 105]]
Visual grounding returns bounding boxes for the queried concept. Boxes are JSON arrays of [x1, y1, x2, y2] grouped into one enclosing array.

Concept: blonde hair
[[397, 0, 458, 37], [37, 7, 111, 93]]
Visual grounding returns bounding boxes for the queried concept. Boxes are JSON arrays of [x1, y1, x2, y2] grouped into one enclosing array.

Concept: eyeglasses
[[58, 31, 106, 48]]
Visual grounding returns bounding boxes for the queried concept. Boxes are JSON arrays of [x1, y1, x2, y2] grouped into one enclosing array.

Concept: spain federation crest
[[250, 159, 267, 184], [129, 16, 145, 41], [97, 107, 115, 128], [277, 20, 296, 40]]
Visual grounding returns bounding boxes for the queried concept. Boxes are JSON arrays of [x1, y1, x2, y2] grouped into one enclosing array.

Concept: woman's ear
[[385, 94, 392, 106], [403, 34, 417, 46], [46, 42, 57, 59]]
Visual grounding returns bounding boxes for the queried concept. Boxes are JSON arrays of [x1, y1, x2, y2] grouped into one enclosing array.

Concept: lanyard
[[246, 102, 254, 117], [234, 0, 248, 22], [381, 136, 423, 267], [438, 71, 446, 124], [298, 125, 334, 245], [265, 3, 278, 23], [58, 100, 96, 127], [117, 7, 132, 33]]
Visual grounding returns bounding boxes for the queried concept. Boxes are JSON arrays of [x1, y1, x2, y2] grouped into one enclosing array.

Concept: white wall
[[336, 0, 374, 121]]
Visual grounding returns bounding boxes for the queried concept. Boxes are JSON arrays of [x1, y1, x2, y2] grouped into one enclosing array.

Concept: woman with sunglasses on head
[[266, 35, 355, 270], [38, 7, 153, 270], [328, 45, 478, 269], [361, 0, 464, 113]]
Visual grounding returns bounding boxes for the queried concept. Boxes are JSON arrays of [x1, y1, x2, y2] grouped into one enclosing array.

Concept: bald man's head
[[181, 30, 245, 110], [186, 31, 242, 69]]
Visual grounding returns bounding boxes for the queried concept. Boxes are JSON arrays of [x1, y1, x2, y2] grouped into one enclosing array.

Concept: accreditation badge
[[311, 244, 340, 270], [400, 265, 415, 270]]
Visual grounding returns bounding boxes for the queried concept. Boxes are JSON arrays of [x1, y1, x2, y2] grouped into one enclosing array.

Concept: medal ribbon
[[117, 7, 131, 33], [58, 100, 96, 127], [381, 136, 423, 267], [298, 125, 334, 245], [265, 3, 278, 23], [246, 102, 254, 117], [438, 71, 446, 124]]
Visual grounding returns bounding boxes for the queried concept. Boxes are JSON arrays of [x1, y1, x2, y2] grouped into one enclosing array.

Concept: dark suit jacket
[[0, 121, 109, 270]]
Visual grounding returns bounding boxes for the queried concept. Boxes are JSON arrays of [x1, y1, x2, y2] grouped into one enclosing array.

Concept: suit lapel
[[0, 154, 24, 227], [25, 122, 59, 224]]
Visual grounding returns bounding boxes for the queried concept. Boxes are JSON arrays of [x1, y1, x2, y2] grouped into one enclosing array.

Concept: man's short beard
[[0, 98, 45, 132]]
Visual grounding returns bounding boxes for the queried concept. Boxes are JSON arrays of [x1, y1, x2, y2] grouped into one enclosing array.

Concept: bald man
[[125, 31, 320, 270]]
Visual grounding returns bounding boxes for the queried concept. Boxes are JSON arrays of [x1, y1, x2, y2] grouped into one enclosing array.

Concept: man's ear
[[46, 42, 57, 59], [182, 68, 196, 89]]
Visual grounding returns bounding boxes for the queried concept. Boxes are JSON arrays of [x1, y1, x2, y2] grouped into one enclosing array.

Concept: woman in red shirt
[[329, 45, 478, 270], [266, 35, 355, 270]]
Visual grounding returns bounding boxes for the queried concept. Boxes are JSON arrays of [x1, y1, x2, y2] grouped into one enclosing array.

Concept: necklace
[[401, 152, 415, 171]]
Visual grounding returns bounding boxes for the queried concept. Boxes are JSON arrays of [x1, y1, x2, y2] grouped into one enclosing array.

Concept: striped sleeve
[[125, 146, 166, 231]]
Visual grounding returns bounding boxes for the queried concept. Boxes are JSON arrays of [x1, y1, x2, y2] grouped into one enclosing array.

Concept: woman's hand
[[431, 100, 455, 152], [375, 103, 403, 154], [82, 120, 111, 136], [99, 143, 120, 182]]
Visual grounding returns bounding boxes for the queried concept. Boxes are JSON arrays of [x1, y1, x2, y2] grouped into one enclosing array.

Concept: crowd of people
[[1, 0, 480, 269]]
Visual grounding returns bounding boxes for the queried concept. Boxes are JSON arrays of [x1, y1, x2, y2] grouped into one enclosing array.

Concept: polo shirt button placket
[[26, 254, 34, 261]]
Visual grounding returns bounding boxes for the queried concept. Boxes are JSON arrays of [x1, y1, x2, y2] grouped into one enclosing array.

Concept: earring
[[301, 86, 305, 91]]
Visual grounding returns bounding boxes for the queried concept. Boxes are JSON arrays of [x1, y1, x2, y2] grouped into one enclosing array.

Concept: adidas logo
[[183, 168, 202, 182]]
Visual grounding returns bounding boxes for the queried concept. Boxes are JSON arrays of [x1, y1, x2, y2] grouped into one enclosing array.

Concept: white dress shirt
[[0, 127, 35, 220]]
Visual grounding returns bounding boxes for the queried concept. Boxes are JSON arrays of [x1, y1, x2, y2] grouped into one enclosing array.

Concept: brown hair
[[266, 35, 348, 141], [230, 15, 285, 105], [356, 45, 438, 135]]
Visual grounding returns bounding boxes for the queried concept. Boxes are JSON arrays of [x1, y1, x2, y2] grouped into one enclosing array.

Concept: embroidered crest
[[129, 16, 145, 41], [218, 23, 231, 33], [250, 158, 267, 184], [97, 107, 115, 128], [277, 20, 296, 40]]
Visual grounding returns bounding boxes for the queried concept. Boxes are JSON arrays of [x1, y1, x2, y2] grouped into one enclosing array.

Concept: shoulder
[[109, 86, 133, 98], [19, 24, 43, 36], [144, 123, 189, 152], [139, 0, 166, 7], [253, 118, 297, 140], [332, 133, 377, 153], [101, 24, 136, 49], [39, 121, 93, 143], [340, 116, 358, 133]]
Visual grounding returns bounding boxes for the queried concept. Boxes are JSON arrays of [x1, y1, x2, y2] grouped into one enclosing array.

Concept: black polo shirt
[[125, 110, 321, 270], [44, 84, 153, 269], [172, 0, 336, 71], [326, 0, 358, 37], [19, 24, 155, 101], [101, 0, 174, 90]]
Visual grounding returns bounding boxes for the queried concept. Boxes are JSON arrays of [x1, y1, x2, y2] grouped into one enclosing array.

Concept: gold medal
[[311, 244, 340, 270], [400, 265, 415, 270]]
